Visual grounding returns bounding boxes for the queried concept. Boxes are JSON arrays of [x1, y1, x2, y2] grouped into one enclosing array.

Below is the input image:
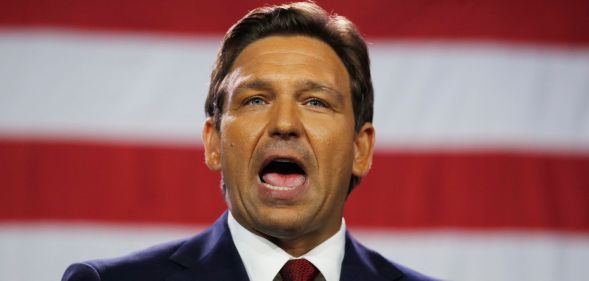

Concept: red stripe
[[347, 150, 589, 232], [1, 0, 588, 45], [1, 138, 588, 231]]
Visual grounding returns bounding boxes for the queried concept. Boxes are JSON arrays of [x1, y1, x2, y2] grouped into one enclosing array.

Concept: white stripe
[[0, 29, 217, 145], [0, 223, 588, 281], [371, 42, 589, 151], [0, 223, 198, 281], [355, 229, 589, 281], [1, 30, 589, 150]]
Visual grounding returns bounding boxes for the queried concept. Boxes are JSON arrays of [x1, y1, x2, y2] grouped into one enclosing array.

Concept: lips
[[259, 158, 307, 189]]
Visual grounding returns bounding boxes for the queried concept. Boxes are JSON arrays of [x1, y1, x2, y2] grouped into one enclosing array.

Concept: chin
[[254, 209, 312, 237]]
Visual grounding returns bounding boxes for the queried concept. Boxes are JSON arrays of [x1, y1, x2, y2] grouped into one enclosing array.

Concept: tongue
[[262, 172, 306, 188]]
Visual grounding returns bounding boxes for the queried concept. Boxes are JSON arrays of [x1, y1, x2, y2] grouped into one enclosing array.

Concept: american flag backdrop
[[1, 1, 588, 280]]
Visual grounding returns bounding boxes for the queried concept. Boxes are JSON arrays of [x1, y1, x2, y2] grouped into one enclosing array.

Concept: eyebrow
[[234, 79, 273, 93], [296, 80, 344, 101], [234, 78, 344, 102]]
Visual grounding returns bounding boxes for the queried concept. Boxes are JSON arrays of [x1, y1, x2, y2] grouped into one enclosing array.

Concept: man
[[62, 2, 439, 281]]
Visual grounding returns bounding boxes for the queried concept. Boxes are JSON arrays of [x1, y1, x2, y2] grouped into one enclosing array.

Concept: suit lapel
[[340, 232, 405, 281], [166, 212, 249, 281], [163, 213, 406, 281]]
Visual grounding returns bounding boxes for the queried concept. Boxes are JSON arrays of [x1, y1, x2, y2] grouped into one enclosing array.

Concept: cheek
[[305, 117, 355, 175], [219, 114, 265, 171], [220, 116, 253, 151]]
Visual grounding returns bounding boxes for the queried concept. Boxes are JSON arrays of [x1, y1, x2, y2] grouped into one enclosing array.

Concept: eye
[[244, 96, 267, 106], [304, 98, 328, 108]]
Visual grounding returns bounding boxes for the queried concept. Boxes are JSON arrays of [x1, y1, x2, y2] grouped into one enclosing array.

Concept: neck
[[265, 222, 342, 257]]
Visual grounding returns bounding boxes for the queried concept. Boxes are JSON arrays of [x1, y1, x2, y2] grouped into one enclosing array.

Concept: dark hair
[[206, 1, 373, 191]]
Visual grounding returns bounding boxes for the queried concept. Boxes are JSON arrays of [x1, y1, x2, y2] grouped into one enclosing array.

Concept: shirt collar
[[227, 212, 346, 281]]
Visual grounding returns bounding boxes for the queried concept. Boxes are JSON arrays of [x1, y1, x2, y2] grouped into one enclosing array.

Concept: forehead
[[228, 35, 350, 93]]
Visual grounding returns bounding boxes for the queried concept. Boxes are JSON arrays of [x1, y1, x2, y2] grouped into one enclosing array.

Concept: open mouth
[[259, 159, 307, 189]]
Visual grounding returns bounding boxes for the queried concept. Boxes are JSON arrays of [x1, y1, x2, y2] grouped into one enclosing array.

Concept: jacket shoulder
[[62, 263, 101, 281], [61, 238, 187, 281], [347, 234, 443, 281], [390, 260, 443, 281]]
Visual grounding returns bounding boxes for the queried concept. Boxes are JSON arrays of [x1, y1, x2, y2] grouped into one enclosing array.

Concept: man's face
[[203, 35, 374, 252]]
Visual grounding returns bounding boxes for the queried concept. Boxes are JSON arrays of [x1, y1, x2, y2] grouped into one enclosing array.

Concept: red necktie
[[279, 259, 319, 281]]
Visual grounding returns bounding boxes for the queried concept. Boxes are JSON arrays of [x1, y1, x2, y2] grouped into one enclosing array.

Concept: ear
[[202, 118, 222, 171], [352, 122, 375, 177]]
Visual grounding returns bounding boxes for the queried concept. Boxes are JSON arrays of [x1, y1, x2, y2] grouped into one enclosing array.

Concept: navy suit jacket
[[62, 212, 439, 281]]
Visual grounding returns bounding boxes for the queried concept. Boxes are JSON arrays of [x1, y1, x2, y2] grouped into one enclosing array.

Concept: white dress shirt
[[227, 212, 346, 281]]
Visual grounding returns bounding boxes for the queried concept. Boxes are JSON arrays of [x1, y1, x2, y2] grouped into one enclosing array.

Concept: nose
[[268, 98, 302, 140]]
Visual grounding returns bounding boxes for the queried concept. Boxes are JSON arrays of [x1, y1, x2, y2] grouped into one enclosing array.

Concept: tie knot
[[279, 259, 319, 281]]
